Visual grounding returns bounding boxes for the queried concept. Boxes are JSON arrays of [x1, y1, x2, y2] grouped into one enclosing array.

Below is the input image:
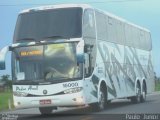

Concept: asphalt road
[[1, 92, 160, 120]]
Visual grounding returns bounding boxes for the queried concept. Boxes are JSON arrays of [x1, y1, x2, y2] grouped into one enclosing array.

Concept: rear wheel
[[107, 100, 111, 104], [131, 82, 141, 103], [140, 83, 147, 102]]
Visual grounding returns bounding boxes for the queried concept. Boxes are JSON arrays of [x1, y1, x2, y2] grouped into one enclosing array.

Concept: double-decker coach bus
[[0, 4, 154, 114]]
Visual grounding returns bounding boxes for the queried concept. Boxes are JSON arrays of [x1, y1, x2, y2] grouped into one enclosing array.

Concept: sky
[[0, 0, 160, 77]]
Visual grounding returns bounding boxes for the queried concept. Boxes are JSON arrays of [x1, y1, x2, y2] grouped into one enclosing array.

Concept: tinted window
[[95, 11, 107, 40], [83, 9, 96, 39], [14, 8, 82, 42], [12, 43, 83, 82]]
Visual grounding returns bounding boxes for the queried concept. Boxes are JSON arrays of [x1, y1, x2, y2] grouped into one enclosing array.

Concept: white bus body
[[0, 4, 154, 113]]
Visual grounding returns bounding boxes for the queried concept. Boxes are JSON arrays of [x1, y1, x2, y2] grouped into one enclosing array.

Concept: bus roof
[[95, 8, 150, 33], [20, 3, 150, 33], [20, 4, 92, 14]]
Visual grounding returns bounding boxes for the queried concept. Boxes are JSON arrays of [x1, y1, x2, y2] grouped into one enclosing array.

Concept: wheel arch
[[97, 79, 108, 101], [141, 78, 147, 94], [135, 78, 141, 95]]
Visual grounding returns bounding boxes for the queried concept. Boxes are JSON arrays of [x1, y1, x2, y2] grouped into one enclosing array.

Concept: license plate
[[39, 99, 51, 105]]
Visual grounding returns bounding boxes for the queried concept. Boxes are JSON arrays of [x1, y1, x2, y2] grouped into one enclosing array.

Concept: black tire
[[131, 82, 141, 103], [39, 107, 53, 114], [90, 87, 106, 112], [107, 100, 111, 104], [140, 83, 147, 102]]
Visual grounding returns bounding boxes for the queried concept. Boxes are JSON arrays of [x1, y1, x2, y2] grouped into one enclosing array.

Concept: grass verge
[[0, 91, 14, 111], [155, 81, 160, 91]]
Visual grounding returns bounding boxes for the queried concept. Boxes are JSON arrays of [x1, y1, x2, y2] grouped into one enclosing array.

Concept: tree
[[1, 74, 10, 81], [0, 75, 12, 90], [154, 72, 157, 80]]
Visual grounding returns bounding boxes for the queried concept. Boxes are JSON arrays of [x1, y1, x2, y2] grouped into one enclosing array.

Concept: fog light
[[14, 101, 21, 107], [18, 102, 21, 105], [73, 97, 84, 103]]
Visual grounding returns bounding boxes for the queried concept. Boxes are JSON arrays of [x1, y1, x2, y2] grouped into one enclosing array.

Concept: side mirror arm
[[0, 46, 10, 70], [76, 40, 84, 63]]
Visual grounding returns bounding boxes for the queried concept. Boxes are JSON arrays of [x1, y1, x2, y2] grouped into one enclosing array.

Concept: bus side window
[[83, 9, 96, 39]]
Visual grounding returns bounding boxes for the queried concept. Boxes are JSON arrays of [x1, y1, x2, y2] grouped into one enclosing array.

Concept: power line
[[0, 0, 144, 7]]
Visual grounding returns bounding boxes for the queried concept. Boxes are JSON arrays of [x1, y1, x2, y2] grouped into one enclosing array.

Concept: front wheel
[[90, 87, 106, 112], [39, 107, 53, 114]]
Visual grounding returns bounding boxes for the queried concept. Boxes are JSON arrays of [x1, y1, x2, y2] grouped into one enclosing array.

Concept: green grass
[[0, 91, 14, 111], [155, 81, 160, 91]]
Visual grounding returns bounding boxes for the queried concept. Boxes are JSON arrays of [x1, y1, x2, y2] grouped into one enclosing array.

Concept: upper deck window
[[13, 7, 82, 42]]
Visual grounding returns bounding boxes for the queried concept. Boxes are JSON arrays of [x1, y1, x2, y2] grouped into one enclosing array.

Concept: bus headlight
[[64, 87, 83, 94], [13, 91, 28, 97]]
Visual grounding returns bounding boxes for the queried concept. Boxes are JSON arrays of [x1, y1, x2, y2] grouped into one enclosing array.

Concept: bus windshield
[[13, 7, 82, 42], [12, 43, 83, 83]]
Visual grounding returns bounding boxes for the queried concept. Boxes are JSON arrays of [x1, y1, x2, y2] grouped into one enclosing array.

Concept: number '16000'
[[63, 82, 78, 88]]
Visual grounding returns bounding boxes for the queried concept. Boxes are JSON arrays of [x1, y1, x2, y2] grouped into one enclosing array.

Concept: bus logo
[[43, 90, 47, 95]]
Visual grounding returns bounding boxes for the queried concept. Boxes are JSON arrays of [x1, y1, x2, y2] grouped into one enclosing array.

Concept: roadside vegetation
[[0, 91, 13, 111], [0, 75, 14, 111], [154, 72, 160, 91], [155, 80, 160, 91]]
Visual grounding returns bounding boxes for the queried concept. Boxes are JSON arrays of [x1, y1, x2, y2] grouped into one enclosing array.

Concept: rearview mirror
[[76, 40, 84, 63], [0, 46, 9, 70], [84, 53, 89, 68], [17, 72, 25, 80]]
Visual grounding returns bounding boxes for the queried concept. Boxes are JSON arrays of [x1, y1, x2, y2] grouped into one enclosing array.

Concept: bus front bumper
[[13, 92, 86, 109]]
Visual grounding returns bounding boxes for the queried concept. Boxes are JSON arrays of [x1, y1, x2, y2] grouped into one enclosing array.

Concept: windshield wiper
[[45, 76, 71, 81], [16, 38, 35, 42], [44, 36, 66, 40], [15, 79, 33, 82], [58, 76, 71, 79]]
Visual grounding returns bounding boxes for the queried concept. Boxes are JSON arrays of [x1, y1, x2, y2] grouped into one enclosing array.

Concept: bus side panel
[[96, 41, 154, 100], [132, 48, 155, 93], [97, 41, 130, 99]]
